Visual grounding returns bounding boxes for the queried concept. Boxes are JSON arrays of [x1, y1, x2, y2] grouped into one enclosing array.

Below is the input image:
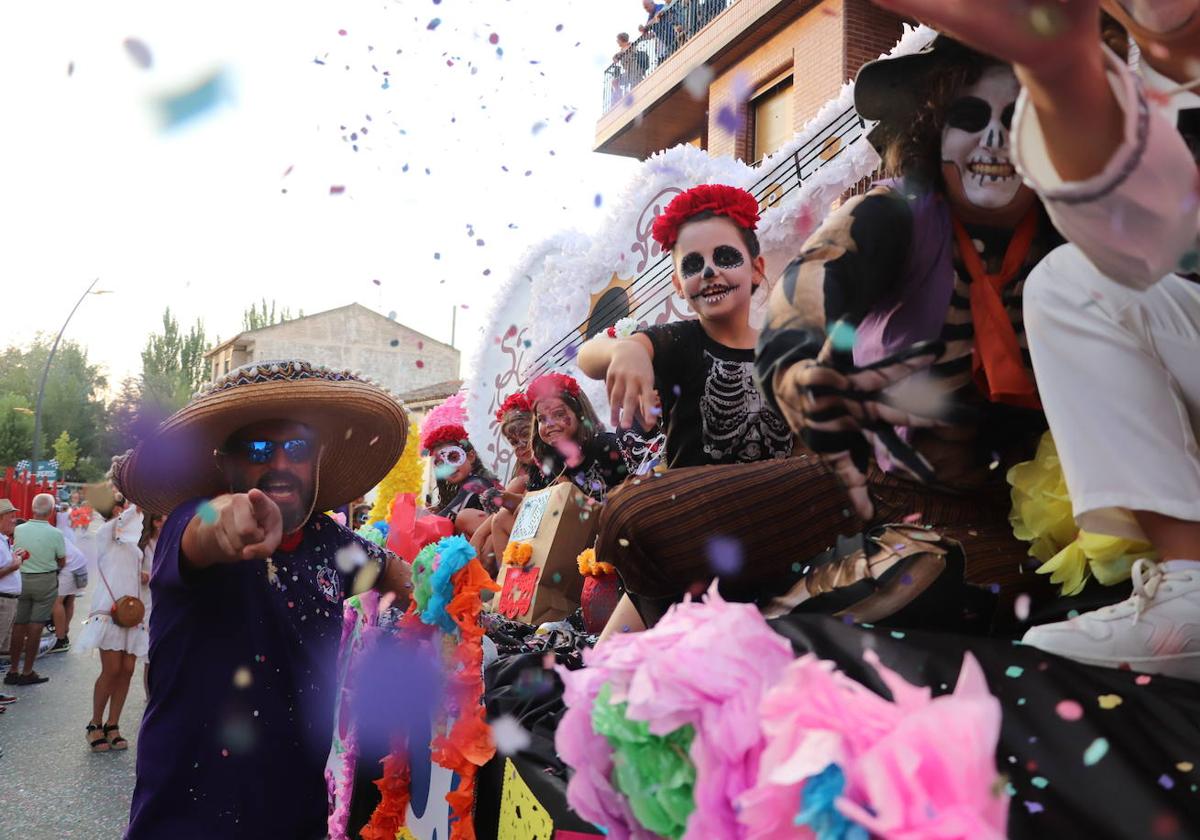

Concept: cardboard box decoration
[[493, 483, 599, 626]]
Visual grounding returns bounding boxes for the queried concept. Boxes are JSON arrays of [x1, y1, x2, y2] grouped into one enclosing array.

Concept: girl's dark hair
[[530, 389, 606, 471], [432, 442, 498, 514], [138, 511, 163, 551], [880, 51, 1006, 191]]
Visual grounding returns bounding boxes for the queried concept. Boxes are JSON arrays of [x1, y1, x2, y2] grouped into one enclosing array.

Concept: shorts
[[15, 572, 59, 625], [0, 596, 16, 650], [57, 567, 83, 597]]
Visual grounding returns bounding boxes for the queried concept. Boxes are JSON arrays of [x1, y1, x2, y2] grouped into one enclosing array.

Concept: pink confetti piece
[[329, 185, 345, 195], [415, 360, 424, 368], [1055, 699, 1083, 721], [1136, 674, 1152, 685], [902, 512, 923, 524]]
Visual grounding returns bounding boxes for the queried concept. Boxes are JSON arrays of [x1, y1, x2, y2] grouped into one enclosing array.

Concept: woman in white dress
[[78, 505, 149, 753]]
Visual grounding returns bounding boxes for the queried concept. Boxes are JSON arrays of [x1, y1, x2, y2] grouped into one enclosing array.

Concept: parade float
[[330, 24, 1200, 839]]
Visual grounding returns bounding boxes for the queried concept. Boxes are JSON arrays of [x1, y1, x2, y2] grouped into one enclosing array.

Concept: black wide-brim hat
[[854, 33, 978, 152], [112, 360, 409, 517]]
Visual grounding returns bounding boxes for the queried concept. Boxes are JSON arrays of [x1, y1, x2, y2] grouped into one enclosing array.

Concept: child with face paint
[[871, 0, 1200, 680], [419, 394, 502, 540], [578, 184, 793, 469], [526, 372, 630, 503], [468, 391, 549, 574]]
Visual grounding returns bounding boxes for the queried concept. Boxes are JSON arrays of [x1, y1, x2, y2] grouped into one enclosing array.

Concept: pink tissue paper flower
[[738, 648, 1008, 840], [557, 583, 793, 840]]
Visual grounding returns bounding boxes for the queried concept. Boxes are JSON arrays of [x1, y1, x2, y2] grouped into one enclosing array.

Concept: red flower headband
[[527, 372, 581, 404], [421, 423, 468, 454], [651, 184, 760, 250], [494, 391, 532, 425]]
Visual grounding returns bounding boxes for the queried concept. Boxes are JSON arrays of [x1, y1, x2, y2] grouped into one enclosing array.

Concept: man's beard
[[234, 470, 314, 533]]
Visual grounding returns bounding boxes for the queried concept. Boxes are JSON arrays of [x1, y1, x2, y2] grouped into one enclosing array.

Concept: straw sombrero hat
[[112, 359, 409, 517]]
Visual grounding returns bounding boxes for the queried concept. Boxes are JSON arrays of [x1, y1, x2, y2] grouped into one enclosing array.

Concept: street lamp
[[29, 278, 111, 477]]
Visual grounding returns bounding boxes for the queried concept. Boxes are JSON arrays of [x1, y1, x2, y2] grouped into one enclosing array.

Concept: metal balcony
[[603, 0, 736, 114]]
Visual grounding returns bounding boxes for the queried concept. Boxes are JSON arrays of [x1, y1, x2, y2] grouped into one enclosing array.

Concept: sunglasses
[[229, 438, 314, 465], [945, 96, 1015, 134]]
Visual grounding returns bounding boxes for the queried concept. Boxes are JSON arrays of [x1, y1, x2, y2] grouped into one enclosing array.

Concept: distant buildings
[[597, 0, 905, 162], [204, 303, 460, 396]]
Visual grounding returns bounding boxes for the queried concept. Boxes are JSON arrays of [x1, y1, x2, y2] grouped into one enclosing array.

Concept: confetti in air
[[490, 714, 532, 756], [123, 37, 153, 69], [705, 535, 744, 576], [155, 69, 231, 130]]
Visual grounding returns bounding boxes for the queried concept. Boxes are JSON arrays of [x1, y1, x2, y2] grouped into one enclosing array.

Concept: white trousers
[[1024, 244, 1200, 542]]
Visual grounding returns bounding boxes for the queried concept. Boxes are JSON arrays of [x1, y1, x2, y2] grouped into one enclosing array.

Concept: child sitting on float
[[578, 183, 793, 468], [420, 393, 502, 540], [469, 391, 550, 574], [527, 372, 630, 503]]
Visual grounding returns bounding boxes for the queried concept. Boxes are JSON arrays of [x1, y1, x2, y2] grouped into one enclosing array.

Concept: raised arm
[[577, 332, 658, 429]]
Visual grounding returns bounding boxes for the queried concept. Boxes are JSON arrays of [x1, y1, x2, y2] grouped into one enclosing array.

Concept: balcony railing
[[521, 105, 869, 384], [602, 0, 736, 114]]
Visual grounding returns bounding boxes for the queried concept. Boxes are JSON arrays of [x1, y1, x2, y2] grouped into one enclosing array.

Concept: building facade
[[204, 303, 460, 397], [597, 0, 905, 162]]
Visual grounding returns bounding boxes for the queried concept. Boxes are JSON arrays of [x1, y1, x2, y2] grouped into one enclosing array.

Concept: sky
[[0, 0, 643, 393]]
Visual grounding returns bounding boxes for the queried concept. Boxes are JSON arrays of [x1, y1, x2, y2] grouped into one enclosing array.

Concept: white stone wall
[[240, 305, 460, 395]]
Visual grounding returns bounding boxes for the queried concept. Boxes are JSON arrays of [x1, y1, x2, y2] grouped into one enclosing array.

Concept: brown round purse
[[110, 595, 146, 629]]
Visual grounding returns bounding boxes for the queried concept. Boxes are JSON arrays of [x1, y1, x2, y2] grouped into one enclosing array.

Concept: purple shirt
[[127, 499, 388, 839]]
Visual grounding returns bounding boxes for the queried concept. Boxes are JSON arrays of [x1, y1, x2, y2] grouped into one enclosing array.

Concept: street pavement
[[1, 630, 147, 839]]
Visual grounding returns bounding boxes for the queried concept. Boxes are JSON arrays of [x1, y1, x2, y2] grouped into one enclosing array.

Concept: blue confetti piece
[[828, 319, 857, 352], [594, 193, 603, 207], [1005, 666, 1024, 678], [427, 18, 441, 30], [156, 69, 231, 130], [1031, 776, 1048, 789], [1083, 737, 1109, 766], [196, 500, 218, 525], [1159, 774, 1175, 790]]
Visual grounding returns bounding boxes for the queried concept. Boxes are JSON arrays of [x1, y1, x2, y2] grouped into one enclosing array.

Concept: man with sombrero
[[114, 360, 412, 840]]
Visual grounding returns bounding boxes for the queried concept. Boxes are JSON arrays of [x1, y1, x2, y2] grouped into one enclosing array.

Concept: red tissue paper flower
[[651, 184, 760, 250], [527, 372, 581, 404], [494, 391, 532, 425]]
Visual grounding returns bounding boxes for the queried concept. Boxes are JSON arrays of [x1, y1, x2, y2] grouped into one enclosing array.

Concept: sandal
[[87, 723, 110, 753], [103, 723, 128, 751]]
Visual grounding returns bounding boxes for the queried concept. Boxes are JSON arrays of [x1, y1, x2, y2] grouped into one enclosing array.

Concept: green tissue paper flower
[[411, 543, 438, 614], [592, 682, 696, 839]]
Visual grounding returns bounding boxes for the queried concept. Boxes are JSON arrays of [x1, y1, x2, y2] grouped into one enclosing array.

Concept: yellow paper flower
[[1008, 432, 1151, 595], [577, 547, 616, 577], [368, 417, 424, 525], [503, 541, 534, 567]]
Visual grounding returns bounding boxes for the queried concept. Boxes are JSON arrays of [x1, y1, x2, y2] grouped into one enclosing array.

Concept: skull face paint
[[941, 66, 1024, 211], [671, 215, 760, 319]]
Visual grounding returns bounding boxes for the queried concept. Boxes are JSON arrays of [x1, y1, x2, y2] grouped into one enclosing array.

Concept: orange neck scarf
[[952, 209, 1041, 409]]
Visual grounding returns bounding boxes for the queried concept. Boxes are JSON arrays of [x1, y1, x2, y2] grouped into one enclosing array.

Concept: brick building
[[204, 303, 460, 397], [596, 0, 905, 161]]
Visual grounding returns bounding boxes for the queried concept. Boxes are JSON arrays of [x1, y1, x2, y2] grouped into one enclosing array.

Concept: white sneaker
[[1021, 558, 1200, 681]]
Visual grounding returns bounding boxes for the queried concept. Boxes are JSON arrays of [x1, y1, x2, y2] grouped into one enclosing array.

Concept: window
[[752, 77, 794, 163]]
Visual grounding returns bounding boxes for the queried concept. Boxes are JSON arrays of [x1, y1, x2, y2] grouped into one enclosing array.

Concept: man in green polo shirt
[[7, 493, 65, 686]]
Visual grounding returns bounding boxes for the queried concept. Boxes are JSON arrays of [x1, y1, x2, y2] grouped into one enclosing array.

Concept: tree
[[243, 299, 303, 332], [141, 308, 208, 418], [0, 338, 107, 469], [0, 394, 37, 468], [52, 430, 79, 473]]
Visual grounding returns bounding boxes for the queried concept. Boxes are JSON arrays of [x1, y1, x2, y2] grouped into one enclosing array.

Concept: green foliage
[[242, 298, 302, 332], [0, 338, 107, 469], [140, 307, 208, 417], [0, 394, 37, 467], [52, 430, 79, 472]]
